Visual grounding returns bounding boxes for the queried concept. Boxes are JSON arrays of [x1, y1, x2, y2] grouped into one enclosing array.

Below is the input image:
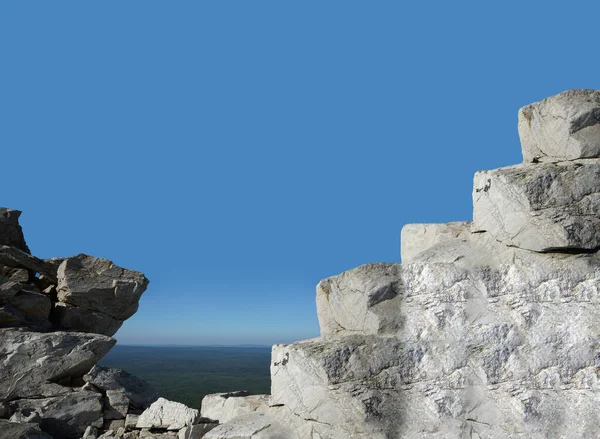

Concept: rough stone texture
[[519, 89, 600, 162], [57, 254, 149, 321], [201, 393, 269, 424], [0, 329, 115, 400], [104, 390, 129, 420], [52, 302, 123, 336], [400, 221, 472, 263], [0, 245, 61, 282], [9, 406, 42, 424], [472, 160, 600, 252], [6, 290, 52, 329], [0, 419, 53, 439], [83, 425, 99, 439], [203, 413, 291, 439], [0, 208, 30, 253], [124, 414, 139, 429], [316, 263, 403, 337], [9, 392, 103, 439], [84, 366, 159, 410], [136, 398, 199, 431], [178, 423, 218, 439]]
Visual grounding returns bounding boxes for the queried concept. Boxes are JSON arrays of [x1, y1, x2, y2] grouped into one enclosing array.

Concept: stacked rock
[[203, 89, 600, 438]]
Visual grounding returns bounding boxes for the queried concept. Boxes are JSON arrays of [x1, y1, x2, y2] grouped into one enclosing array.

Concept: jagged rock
[[0, 329, 115, 400], [316, 263, 403, 336], [400, 221, 471, 263], [83, 366, 159, 410], [103, 391, 129, 420], [0, 246, 61, 282], [201, 393, 269, 423], [0, 208, 30, 253], [136, 398, 199, 431], [52, 303, 122, 336], [9, 406, 42, 424], [10, 392, 103, 439], [203, 413, 291, 439], [102, 419, 125, 432], [178, 423, 218, 439], [1, 266, 29, 283], [7, 290, 52, 329], [519, 89, 600, 162], [83, 426, 99, 439], [124, 414, 139, 429], [473, 160, 600, 251], [123, 432, 139, 439], [57, 254, 149, 321], [0, 277, 21, 300], [0, 419, 53, 439]]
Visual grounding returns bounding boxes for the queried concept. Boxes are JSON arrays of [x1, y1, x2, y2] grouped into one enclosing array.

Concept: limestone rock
[[316, 263, 403, 337], [136, 398, 199, 431], [519, 89, 600, 162], [103, 390, 129, 420], [83, 366, 159, 410], [201, 393, 269, 423], [203, 413, 291, 439], [178, 423, 218, 439], [10, 392, 103, 439], [0, 208, 30, 253], [0, 329, 115, 400], [52, 302, 122, 336], [400, 221, 471, 263], [0, 419, 53, 439], [57, 254, 149, 321]]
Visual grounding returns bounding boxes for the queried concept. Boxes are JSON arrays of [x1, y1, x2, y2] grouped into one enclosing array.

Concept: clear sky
[[2, 2, 599, 346]]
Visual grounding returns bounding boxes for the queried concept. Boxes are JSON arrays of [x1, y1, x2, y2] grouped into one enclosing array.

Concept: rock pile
[[199, 90, 600, 438]]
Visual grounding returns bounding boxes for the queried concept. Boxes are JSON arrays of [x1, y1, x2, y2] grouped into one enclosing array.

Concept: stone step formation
[[2, 89, 600, 439]]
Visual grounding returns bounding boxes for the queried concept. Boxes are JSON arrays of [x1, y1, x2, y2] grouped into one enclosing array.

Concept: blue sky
[[2, 2, 599, 345]]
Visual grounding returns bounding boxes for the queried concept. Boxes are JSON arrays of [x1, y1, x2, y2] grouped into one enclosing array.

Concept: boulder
[[57, 254, 149, 321], [0, 329, 115, 400], [51, 303, 122, 336], [0, 277, 22, 300], [316, 263, 403, 336], [9, 391, 103, 439], [9, 406, 42, 424], [203, 413, 291, 439], [0, 208, 30, 253], [83, 425, 99, 438], [83, 366, 159, 410], [400, 221, 471, 263], [136, 398, 199, 431], [178, 423, 218, 439], [519, 89, 600, 162], [7, 290, 52, 329], [103, 390, 129, 420], [472, 160, 600, 251], [0, 419, 53, 439], [201, 393, 269, 423], [0, 246, 61, 282]]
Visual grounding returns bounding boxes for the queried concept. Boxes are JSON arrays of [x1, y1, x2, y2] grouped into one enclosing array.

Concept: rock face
[[207, 89, 600, 438], [136, 398, 199, 430], [0, 208, 30, 253], [201, 393, 269, 424]]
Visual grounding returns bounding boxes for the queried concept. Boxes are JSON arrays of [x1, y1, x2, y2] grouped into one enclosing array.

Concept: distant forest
[[99, 345, 272, 409]]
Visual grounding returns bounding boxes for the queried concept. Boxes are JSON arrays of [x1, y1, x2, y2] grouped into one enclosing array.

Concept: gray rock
[[473, 159, 600, 251], [83, 426, 99, 439], [103, 391, 129, 420], [0, 303, 26, 327], [52, 302, 123, 336], [0, 208, 30, 253], [316, 263, 403, 337], [124, 414, 139, 429], [57, 254, 149, 321], [0, 246, 60, 282], [519, 89, 600, 162], [203, 413, 291, 439], [0, 329, 115, 400], [83, 366, 159, 410], [178, 423, 218, 439], [1, 266, 29, 283], [136, 398, 199, 431], [0, 276, 22, 300], [7, 290, 52, 329], [9, 406, 42, 424], [10, 392, 103, 439], [0, 419, 53, 439], [201, 393, 269, 424], [123, 432, 140, 439], [103, 419, 125, 431], [400, 221, 472, 263]]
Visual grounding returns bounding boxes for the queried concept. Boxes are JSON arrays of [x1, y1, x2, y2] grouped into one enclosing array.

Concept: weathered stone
[[57, 254, 149, 321], [400, 221, 471, 263], [136, 398, 198, 431], [178, 423, 218, 439], [52, 302, 123, 336], [9, 406, 42, 424], [0, 329, 115, 400], [7, 290, 51, 329], [10, 392, 103, 439], [0, 246, 60, 282], [104, 390, 129, 420], [0, 277, 21, 300], [124, 414, 139, 429], [0, 208, 30, 253], [0, 304, 26, 327], [1, 266, 29, 283], [201, 393, 269, 423], [0, 419, 53, 439], [518, 89, 600, 162], [84, 366, 159, 410], [103, 419, 125, 431], [473, 160, 600, 251], [316, 262, 403, 336], [123, 432, 140, 439], [83, 425, 99, 439], [203, 413, 291, 439]]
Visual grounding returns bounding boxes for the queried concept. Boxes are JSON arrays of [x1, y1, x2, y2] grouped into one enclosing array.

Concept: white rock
[[518, 89, 600, 162], [201, 393, 269, 423], [400, 221, 471, 263], [178, 423, 218, 439], [203, 413, 292, 439], [136, 398, 199, 431], [103, 390, 129, 420]]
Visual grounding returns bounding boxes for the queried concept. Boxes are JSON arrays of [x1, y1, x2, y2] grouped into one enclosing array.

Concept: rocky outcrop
[[201, 393, 269, 424], [207, 89, 600, 438]]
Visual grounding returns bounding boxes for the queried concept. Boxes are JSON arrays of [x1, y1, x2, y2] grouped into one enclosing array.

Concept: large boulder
[[57, 254, 149, 321], [136, 398, 199, 431], [0, 246, 61, 282], [472, 160, 600, 251], [0, 329, 115, 400], [518, 89, 600, 162], [0, 419, 53, 439], [203, 413, 292, 439], [51, 302, 122, 337], [83, 366, 159, 410], [9, 392, 103, 439], [201, 393, 269, 423], [0, 208, 30, 254]]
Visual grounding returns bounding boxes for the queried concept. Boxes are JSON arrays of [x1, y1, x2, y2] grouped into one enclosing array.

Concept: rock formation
[[200, 89, 600, 438]]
